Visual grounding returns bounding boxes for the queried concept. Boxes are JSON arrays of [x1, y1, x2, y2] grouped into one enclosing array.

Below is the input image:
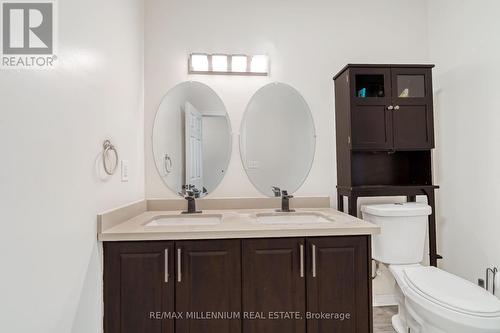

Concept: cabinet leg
[[425, 190, 438, 267], [337, 194, 344, 213], [368, 236, 374, 333], [348, 196, 358, 217]]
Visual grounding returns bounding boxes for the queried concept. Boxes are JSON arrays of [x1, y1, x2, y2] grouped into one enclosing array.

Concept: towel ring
[[102, 140, 118, 175], [164, 153, 173, 174]]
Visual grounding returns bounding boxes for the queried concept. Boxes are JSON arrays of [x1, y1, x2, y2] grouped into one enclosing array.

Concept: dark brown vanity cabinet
[[306, 237, 370, 333], [104, 236, 371, 333], [336, 65, 435, 151], [175, 240, 241, 333], [242, 236, 371, 333], [104, 240, 241, 333], [104, 241, 175, 333], [242, 238, 306, 333]]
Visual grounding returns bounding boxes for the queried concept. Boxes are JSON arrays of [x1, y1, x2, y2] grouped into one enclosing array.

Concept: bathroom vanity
[[99, 199, 379, 333], [100, 80, 379, 333]]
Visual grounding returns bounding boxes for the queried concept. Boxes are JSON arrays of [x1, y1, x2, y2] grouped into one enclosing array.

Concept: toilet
[[362, 202, 500, 333]]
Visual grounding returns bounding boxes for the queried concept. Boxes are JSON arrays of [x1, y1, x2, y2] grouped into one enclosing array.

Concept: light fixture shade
[[188, 53, 268, 75], [190, 54, 209, 72], [212, 55, 228, 72], [231, 55, 248, 73], [250, 55, 268, 73]]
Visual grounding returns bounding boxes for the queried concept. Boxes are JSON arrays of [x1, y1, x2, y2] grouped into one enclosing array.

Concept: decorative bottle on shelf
[[358, 88, 367, 98]]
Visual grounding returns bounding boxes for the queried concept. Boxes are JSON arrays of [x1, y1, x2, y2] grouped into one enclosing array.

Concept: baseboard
[[373, 294, 397, 307]]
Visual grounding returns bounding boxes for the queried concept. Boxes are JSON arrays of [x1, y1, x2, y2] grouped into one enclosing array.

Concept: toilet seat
[[390, 265, 500, 333], [402, 266, 500, 318]]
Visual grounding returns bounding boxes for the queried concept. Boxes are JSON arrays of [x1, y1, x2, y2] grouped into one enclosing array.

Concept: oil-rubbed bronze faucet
[[180, 185, 202, 214], [272, 186, 295, 212]]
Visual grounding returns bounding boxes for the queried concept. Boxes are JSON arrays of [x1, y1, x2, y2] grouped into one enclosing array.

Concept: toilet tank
[[361, 203, 431, 265]]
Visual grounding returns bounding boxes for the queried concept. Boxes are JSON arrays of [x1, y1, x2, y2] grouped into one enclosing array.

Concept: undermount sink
[[256, 212, 333, 225], [145, 214, 222, 227]]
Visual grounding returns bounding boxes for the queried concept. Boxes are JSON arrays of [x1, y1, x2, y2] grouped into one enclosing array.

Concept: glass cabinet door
[[355, 74, 386, 98], [350, 68, 392, 103], [391, 68, 431, 102], [396, 74, 425, 98], [390, 68, 434, 149], [349, 68, 393, 150]]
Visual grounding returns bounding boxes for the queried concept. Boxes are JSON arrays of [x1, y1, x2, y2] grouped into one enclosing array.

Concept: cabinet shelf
[[339, 184, 439, 190], [337, 184, 439, 196], [351, 150, 432, 187]]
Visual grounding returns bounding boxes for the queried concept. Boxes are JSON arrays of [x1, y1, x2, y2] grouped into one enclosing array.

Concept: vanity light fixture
[[188, 53, 269, 76], [250, 55, 268, 74], [211, 54, 228, 72], [190, 54, 209, 72], [231, 55, 248, 73]]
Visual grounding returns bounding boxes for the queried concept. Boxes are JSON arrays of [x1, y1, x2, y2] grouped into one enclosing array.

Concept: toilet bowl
[[390, 264, 500, 333], [362, 203, 500, 333]]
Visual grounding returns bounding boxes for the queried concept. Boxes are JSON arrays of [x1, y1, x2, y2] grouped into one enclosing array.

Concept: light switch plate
[[121, 160, 129, 182]]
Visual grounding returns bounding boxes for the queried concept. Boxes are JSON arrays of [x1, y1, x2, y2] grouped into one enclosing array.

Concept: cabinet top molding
[[333, 63, 435, 80]]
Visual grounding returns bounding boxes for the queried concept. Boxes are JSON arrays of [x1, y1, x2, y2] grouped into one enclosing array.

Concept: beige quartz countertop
[[98, 206, 380, 241]]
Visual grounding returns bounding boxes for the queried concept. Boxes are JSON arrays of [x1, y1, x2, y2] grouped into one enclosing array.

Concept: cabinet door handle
[[387, 105, 394, 110], [394, 105, 400, 110], [165, 249, 169, 283], [299, 244, 304, 278], [312, 244, 317, 278], [177, 248, 182, 283]]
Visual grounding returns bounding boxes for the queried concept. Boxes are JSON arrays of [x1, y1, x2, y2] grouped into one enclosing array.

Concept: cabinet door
[[104, 241, 174, 333], [242, 238, 306, 333], [350, 68, 393, 150], [306, 236, 370, 333], [175, 239, 241, 333], [391, 68, 434, 149]]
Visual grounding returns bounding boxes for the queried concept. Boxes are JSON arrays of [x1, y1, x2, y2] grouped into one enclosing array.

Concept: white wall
[[0, 0, 144, 332], [428, 0, 500, 289], [144, 0, 429, 199]]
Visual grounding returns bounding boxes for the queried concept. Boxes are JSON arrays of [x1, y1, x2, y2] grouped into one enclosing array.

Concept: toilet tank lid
[[361, 203, 431, 217]]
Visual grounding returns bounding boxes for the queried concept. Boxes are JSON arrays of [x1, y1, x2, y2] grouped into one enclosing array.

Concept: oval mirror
[[240, 83, 315, 197], [153, 81, 232, 197]]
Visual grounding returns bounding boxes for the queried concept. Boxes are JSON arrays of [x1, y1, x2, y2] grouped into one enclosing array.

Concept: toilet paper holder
[[486, 266, 498, 294]]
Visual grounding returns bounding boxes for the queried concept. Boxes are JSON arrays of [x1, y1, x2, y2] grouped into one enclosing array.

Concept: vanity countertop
[[98, 199, 379, 241]]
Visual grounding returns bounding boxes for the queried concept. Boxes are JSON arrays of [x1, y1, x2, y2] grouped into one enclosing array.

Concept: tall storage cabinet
[[333, 64, 441, 266], [339, 65, 434, 151]]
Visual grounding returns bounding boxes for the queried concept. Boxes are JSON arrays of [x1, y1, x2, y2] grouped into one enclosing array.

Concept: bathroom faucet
[[271, 186, 282, 197], [272, 187, 295, 212], [180, 186, 202, 214]]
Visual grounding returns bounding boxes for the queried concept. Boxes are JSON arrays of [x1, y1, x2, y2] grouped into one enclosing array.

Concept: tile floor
[[373, 306, 397, 333]]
